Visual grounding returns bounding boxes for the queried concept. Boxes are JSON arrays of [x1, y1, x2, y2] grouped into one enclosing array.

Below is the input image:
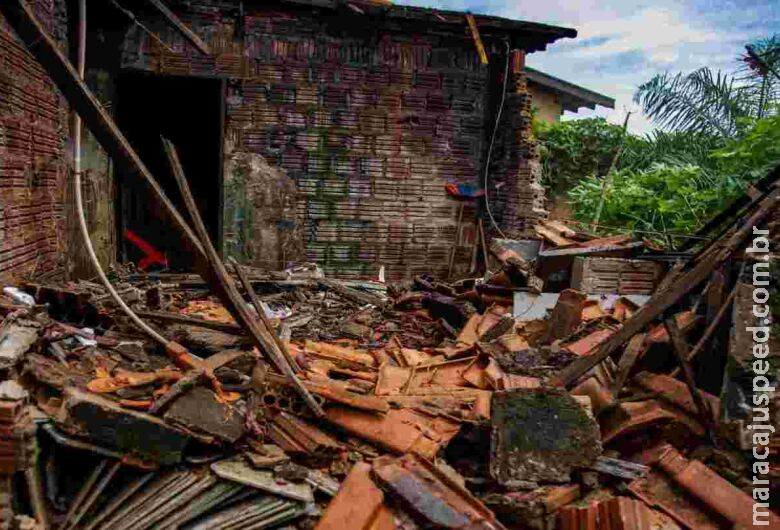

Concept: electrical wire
[[482, 41, 511, 239], [73, 0, 169, 348]]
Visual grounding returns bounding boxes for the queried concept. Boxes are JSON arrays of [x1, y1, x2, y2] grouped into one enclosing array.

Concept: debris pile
[[0, 181, 778, 529]]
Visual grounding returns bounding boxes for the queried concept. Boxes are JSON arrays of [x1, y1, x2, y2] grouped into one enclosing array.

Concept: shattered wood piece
[[326, 405, 461, 458], [163, 386, 245, 443], [314, 462, 392, 530], [561, 327, 616, 357], [581, 300, 606, 321], [0, 320, 40, 369], [148, 369, 205, 414], [211, 456, 314, 502], [570, 377, 614, 414], [629, 445, 780, 529], [547, 289, 586, 341], [658, 448, 779, 530], [386, 392, 492, 421], [490, 388, 602, 485], [135, 310, 242, 334], [318, 278, 384, 306], [553, 182, 780, 387], [87, 368, 182, 394], [231, 259, 301, 373], [304, 341, 377, 370], [484, 484, 580, 529], [244, 443, 289, 469], [465, 14, 489, 65], [600, 400, 677, 444], [144, 0, 211, 54], [591, 456, 649, 480], [164, 139, 324, 417], [535, 225, 575, 247], [300, 377, 388, 412], [372, 453, 507, 530], [633, 372, 719, 422], [611, 333, 648, 395], [545, 220, 578, 239], [269, 411, 343, 458], [455, 313, 482, 349], [57, 387, 188, 465]]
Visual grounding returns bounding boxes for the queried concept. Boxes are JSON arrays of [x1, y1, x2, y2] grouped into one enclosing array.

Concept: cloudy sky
[[397, 0, 780, 134]]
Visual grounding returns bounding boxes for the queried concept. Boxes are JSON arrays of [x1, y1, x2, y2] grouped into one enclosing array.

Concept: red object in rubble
[[124, 229, 168, 270]]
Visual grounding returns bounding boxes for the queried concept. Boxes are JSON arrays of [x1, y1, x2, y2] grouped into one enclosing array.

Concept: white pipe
[[73, 0, 169, 347]]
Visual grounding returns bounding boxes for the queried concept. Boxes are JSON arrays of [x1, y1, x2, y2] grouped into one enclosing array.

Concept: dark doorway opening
[[116, 72, 225, 270]]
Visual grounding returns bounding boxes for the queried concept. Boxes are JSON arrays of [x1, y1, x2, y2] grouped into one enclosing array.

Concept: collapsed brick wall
[[120, 3, 545, 280], [0, 0, 69, 282]]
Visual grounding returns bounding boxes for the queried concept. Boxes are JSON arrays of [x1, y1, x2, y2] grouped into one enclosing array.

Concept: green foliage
[[567, 164, 745, 235], [712, 110, 780, 181], [535, 118, 625, 195]]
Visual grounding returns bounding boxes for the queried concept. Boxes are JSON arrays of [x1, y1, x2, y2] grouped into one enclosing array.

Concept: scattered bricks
[[315, 462, 392, 530], [0, 321, 40, 372], [547, 289, 586, 341], [163, 386, 245, 444], [633, 371, 720, 423], [600, 401, 677, 445], [490, 388, 602, 485], [56, 387, 189, 465], [557, 497, 653, 530], [653, 446, 780, 528], [372, 453, 508, 530], [571, 258, 664, 295], [484, 484, 580, 530], [325, 405, 461, 459], [267, 411, 344, 463]]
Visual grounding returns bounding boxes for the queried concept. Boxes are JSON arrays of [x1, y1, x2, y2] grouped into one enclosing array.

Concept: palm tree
[[634, 35, 779, 138]]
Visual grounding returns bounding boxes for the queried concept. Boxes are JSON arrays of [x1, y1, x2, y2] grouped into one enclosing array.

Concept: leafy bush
[[535, 118, 625, 196], [567, 164, 746, 235], [712, 110, 780, 181]]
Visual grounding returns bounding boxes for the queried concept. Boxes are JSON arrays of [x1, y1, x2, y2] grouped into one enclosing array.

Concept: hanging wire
[[482, 40, 512, 239]]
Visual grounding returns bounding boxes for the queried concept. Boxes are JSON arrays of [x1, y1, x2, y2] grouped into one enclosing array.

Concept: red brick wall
[[121, 3, 544, 280], [0, 0, 68, 282]]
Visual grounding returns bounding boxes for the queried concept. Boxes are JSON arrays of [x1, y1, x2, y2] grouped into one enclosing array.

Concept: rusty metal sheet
[[372, 454, 507, 530]]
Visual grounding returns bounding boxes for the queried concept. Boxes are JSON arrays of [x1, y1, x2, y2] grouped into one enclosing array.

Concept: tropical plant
[[634, 35, 779, 136], [567, 164, 746, 236]]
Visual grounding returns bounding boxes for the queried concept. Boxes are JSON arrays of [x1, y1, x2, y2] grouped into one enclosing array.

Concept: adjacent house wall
[[115, 3, 545, 280], [528, 83, 563, 124], [0, 0, 69, 283]]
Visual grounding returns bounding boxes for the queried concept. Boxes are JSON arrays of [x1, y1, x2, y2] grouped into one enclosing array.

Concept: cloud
[[397, 1, 778, 134]]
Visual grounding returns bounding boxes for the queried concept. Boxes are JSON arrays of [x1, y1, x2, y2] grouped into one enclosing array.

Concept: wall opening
[[115, 72, 225, 270]]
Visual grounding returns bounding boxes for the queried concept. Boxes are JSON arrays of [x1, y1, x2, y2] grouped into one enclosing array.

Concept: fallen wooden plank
[[144, 0, 211, 55], [552, 182, 779, 387]]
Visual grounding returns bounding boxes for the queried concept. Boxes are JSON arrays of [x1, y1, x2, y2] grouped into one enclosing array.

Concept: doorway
[[116, 72, 225, 270]]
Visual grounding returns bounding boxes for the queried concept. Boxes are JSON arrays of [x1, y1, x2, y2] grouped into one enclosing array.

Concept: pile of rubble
[[0, 182, 778, 529]]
